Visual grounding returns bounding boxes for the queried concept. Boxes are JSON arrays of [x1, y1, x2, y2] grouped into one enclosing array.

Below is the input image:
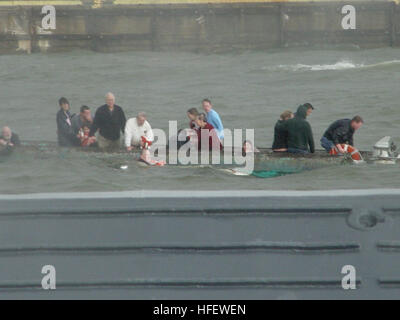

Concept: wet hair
[[58, 97, 69, 106], [243, 140, 253, 147], [202, 98, 211, 105], [80, 105, 90, 113], [242, 140, 254, 156], [280, 110, 293, 120], [352, 115, 364, 123], [187, 108, 199, 116], [197, 113, 207, 122], [303, 103, 314, 110]]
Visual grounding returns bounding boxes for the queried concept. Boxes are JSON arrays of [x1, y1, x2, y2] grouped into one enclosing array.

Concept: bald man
[[89, 92, 127, 150], [0, 126, 21, 147], [124, 112, 154, 151]]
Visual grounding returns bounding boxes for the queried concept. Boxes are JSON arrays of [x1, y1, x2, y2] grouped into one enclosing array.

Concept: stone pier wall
[[0, 0, 398, 54]]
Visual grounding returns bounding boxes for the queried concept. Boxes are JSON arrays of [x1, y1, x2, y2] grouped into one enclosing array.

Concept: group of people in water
[[54, 93, 225, 165], [272, 103, 364, 156], [0, 92, 364, 164], [56, 93, 225, 158]]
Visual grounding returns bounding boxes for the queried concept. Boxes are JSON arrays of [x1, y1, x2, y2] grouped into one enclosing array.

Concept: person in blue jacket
[[202, 98, 224, 141]]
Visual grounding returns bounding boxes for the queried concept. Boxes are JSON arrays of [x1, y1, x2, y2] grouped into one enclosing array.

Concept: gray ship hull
[[0, 189, 399, 299]]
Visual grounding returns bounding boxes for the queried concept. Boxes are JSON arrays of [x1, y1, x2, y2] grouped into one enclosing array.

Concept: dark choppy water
[[1, 48, 400, 193]]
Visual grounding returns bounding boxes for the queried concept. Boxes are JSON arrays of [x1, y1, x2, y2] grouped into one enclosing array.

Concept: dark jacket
[[56, 109, 79, 147], [0, 132, 21, 147], [71, 113, 93, 135], [323, 119, 354, 146], [89, 104, 126, 141], [272, 120, 288, 150], [283, 105, 315, 153]]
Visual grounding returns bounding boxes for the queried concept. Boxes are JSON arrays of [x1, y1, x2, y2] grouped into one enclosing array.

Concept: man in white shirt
[[125, 112, 154, 151]]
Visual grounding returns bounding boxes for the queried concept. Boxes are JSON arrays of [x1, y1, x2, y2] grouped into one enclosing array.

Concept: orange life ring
[[329, 144, 363, 162]]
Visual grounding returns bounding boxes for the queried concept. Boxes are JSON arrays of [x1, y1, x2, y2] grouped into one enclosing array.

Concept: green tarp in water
[[251, 169, 299, 178]]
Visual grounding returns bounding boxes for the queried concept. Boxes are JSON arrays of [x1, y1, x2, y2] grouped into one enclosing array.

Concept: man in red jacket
[[194, 113, 222, 151]]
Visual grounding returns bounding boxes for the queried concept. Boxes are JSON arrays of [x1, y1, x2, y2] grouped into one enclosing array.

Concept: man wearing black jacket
[[56, 97, 80, 147], [89, 92, 127, 150], [321, 116, 364, 154]]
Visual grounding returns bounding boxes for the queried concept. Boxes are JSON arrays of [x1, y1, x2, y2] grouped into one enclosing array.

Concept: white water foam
[[267, 59, 400, 72]]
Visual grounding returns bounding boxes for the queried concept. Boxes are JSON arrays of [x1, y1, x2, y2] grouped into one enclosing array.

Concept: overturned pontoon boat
[[4, 136, 399, 169]]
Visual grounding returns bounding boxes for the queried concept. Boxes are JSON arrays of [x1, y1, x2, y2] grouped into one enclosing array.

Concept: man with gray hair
[[0, 126, 21, 148], [0, 126, 20, 156], [125, 112, 154, 151], [89, 92, 126, 150]]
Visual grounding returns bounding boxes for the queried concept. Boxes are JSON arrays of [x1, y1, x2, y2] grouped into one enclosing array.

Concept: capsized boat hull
[[13, 140, 376, 172], [17, 140, 371, 161]]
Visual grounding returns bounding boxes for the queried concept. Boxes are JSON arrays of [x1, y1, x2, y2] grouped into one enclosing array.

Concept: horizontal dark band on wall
[[0, 242, 361, 255], [0, 34, 151, 41], [0, 278, 361, 291], [0, 32, 390, 43], [377, 241, 400, 251], [29, 6, 282, 15], [35, 33, 153, 40], [0, 207, 351, 217], [379, 279, 400, 288], [383, 208, 400, 215], [285, 30, 392, 36]]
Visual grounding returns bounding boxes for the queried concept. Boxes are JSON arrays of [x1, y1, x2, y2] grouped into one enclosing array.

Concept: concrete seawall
[[0, 0, 399, 54]]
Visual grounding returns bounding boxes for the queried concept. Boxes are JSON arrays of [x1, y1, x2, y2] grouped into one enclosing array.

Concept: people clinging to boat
[[71, 105, 93, 137], [272, 110, 293, 153], [282, 103, 315, 154], [187, 107, 199, 130], [89, 92, 127, 151], [321, 116, 364, 155], [124, 112, 154, 152], [195, 113, 222, 151], [56, 97, 80, 147], [202, 98, 224, 141], [0, 126, 20, 148]]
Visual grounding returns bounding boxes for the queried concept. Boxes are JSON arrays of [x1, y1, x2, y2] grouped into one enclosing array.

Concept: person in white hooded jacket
[[124, 112, 154, 151]]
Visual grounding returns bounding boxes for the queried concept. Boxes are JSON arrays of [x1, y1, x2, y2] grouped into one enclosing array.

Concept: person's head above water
[[58, 97, 70, 112], [187, 107, 199, 121], [195, 113, 207, 128], [136, 112, 147, 126], [242, 140, 259, 156], [202, 98, 212, 113], [1, 126, 12, 140], [280, 110, 293, 121], [351, 115, 364, 131], [105, 92, 115, 109], [242, 140, 254, 153]]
